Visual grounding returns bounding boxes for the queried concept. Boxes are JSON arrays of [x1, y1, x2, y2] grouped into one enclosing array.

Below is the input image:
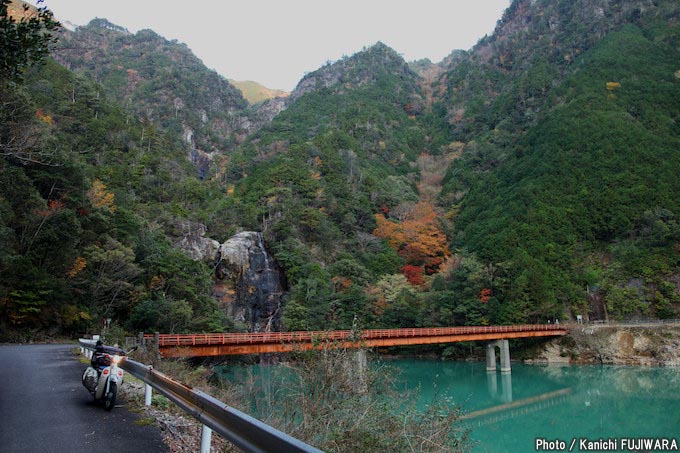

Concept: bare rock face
[[529, 324, 680, 366], [173, 221, 220, 263], [247, 97, 289, 132], [215, 232, 286, 332]]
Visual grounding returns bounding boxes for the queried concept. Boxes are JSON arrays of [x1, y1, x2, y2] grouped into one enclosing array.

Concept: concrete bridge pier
[[485, 343, 496, 372], [485, 339, 511, 373]]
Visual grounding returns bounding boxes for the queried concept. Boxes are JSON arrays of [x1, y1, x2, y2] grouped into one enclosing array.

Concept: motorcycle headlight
[[112, 354, 122, 364]]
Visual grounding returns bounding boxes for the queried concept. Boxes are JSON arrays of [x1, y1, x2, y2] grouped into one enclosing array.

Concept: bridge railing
[[79, 339, 321, 453], [146, 324, 567, 347]]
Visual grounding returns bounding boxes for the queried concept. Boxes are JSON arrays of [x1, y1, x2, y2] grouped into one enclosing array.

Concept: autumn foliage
[[36, 108, 54, 125], [37, 199, 64, 218], [374, 201, 449, 285], [87, 179, 116, 213], [478, 288, 492, 303], [66, 256, 87, 279], [401, 265, 425, 286]]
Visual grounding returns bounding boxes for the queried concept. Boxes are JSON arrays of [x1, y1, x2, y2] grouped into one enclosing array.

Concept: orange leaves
[[373, 202, 446, 249], [66, 256, 87, 278], [411, 201, 438, 224], [374, 202, 448, 260], [374, 201, 450, 285], [478, 288, 492, 303], [87, 179, 116, 213], [36, 108, 53, 126], [332, 276, 353, 293], [36, 199, 64, 217], [374, 213, 403, 249]]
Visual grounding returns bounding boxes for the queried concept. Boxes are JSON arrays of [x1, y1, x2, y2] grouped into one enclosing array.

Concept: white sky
[[31, 0, 510, 91]]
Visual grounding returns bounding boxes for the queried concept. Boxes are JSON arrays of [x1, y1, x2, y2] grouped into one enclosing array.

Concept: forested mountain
[[435, 0, 680, 323], [1, 0, 679, 342], [221, 42, 447, 330], [1, 1, 234, 340], [53, 18, 252, 178]]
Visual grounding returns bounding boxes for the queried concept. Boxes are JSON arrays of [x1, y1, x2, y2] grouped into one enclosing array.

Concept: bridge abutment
[[485, 339, 511, 373]]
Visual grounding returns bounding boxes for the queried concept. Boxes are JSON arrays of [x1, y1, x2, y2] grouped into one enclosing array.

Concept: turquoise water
[[218, 360, 680, 452], [391, 360, 680, 452]]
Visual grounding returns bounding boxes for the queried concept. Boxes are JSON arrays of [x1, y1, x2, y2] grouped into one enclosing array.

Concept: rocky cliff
[[171, 220, 220, 263], [528, 324, 680, 366], [214, 232, 287, 333]]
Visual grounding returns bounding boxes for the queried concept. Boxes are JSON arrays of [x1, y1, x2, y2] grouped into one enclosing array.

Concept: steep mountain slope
[[221, 43, 444, 329], [436, 0, 680, 322], [53, 19, 252, 177], [3, 0, 680, 341], [1, 55, 231, 339], [435, 0, 680, 142]]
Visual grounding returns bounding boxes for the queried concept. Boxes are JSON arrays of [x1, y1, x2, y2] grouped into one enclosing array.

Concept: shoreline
[[526, 323, 680, 367]]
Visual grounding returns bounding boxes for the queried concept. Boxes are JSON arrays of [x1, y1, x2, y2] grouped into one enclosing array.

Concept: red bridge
[[145, 324, 568, 358]]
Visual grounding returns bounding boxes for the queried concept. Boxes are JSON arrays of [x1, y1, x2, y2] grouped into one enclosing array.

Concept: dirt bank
[[526, 323, 680, 366]]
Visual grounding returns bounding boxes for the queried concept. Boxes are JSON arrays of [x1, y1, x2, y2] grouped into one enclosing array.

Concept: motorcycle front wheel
[[104, 382, 117, 411]]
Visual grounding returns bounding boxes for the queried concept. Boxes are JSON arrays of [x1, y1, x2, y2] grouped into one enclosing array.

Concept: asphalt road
[[0, 343, 167, 453]]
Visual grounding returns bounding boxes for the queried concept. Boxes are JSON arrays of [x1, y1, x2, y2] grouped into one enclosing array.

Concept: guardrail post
[[145, 383, 153, 406], [201, 424, 212, 453]]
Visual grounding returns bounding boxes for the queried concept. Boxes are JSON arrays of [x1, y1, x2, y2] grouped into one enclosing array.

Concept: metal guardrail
[[589, 319, 680, 325], [79, 339, 322, 453]]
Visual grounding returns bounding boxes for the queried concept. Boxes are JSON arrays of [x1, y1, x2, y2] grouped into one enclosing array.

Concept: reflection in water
[[501, 372, 512, 403], [471, 370, 572, 427], [464, 387, 572, 427], [485, 370, 513, 403], [486, 371, 497, 396], [217, 360, 680, 453], [375, 360, 680, 452]]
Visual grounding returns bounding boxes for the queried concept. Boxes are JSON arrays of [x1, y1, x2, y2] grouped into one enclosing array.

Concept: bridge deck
[[146, 325, 568, 357]]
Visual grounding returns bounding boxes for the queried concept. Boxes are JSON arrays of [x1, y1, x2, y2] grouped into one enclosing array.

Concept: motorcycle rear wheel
[[104, 382, 117, 411]]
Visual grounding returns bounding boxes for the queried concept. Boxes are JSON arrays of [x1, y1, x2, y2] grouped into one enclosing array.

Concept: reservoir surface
[[390, 359, 679, 452], [219, 359, 680, 452]]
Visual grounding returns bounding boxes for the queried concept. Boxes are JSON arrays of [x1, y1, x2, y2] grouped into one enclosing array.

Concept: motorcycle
[[82, 345, 132, 411]]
